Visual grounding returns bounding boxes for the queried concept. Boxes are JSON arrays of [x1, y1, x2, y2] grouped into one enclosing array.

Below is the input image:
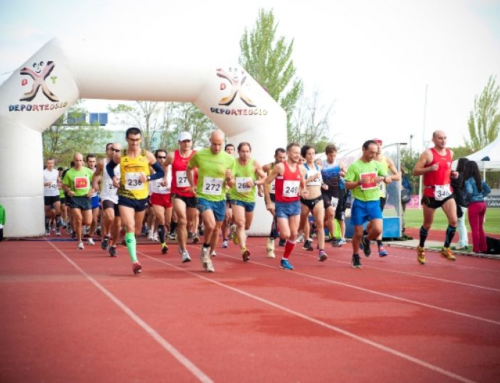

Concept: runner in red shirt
[[265, 143, 307, 270], [413, 130, 458, 265]]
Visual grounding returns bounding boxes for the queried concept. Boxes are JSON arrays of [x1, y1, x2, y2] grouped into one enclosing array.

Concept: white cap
[[178, 131, 192, 142]]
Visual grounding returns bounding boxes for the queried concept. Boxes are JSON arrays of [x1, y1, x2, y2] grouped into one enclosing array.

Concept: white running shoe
[[87, 237, 95, 245], [200, 246, 210, 270], [153, 232, 159, 242], [181, 250, 191, 263], [147, 229, 154, 241], [77, 242, 84, 250]]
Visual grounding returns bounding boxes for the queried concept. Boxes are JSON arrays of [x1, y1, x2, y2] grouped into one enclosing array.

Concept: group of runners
[[43, 127, 460, 274]]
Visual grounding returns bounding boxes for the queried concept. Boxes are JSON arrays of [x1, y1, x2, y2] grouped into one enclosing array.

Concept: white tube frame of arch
[[0, 37, 286, 238]]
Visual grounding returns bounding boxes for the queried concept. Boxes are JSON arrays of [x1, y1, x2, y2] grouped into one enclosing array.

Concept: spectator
[[452, 158, 469, 250]]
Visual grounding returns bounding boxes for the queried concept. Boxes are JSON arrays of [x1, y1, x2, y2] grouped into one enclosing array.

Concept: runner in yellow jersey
[[106, 127, 164, 275], [187, 129, 236, 273], [229, 142, 266, 262]]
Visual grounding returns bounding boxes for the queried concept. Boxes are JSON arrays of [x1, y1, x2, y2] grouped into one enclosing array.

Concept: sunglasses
[[157, 156, 167, 159], [110, 148, 120, 153]]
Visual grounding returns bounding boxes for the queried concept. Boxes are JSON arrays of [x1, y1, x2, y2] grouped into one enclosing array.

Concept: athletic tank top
[[275, 162, 301, 203], [423, 148, 453, 199], [321, 158, 341, 198], [229, 159, 256, 203], [101, 158, 120, 203], [304, 163, 322, 186], [43, 168, 59, 197], [118, 149, 150, 200], [171, 149, 196, 197]]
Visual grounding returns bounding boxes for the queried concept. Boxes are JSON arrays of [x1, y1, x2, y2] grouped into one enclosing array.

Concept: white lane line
[[210, 248, 500, 326], [253, 243, 500, 293], [142, 252, 476, 383], [47, 242, 213, 383]]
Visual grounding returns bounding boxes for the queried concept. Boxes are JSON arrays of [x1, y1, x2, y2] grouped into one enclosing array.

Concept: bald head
[[210, 129, 226, 154], [73, 152, 84, 169], [432, 130, 447, 149]]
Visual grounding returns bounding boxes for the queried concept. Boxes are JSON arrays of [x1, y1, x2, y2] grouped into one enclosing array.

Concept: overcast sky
[[1, 0, 499, 152]]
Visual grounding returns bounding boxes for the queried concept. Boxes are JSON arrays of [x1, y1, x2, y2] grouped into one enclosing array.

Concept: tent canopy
[[453, 135, 500, 171]]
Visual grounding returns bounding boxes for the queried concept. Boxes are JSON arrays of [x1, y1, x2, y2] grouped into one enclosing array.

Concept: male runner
[[221, 143, 236, 248], [85, 154, 99, 245], [106, 127, 165, 274], [412, 130, 458, 265], [43, 158, 62, 236], [186, 129, 235, 273]]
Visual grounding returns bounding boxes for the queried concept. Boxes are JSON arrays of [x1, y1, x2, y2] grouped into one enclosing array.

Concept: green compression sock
[[125, 232, 138, 263]]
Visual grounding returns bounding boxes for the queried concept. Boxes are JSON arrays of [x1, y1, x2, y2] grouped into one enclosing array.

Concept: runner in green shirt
[[62, 152, 95, 250], [187, 129, 236, 272], [228, 142, 266, 262], [344, 140, 391, 268]]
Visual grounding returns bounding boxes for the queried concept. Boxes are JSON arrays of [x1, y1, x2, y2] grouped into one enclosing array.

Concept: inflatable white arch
[[0, 37, 286, 238]]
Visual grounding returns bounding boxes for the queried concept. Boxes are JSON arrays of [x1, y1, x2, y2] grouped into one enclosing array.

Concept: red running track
[[1, 235, 500, 382]]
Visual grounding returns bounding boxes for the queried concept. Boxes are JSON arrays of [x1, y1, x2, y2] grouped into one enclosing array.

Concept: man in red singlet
[[265, 143, 307, 270], [413, 130, 458, 265], [165, 131, 197, 263]]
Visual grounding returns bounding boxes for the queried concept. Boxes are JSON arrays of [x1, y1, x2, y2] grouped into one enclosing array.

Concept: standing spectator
[[452, 158, 469, 250], [0, 203, 5, 241], [462, 161, 491, 254]]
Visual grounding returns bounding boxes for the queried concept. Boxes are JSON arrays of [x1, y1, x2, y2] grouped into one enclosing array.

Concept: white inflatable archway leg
[[0, 37, 286, 237]]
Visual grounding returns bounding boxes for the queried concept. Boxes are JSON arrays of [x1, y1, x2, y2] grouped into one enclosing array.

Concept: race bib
[[331, 197, 339, 209], [203, 177, 223, 195], [359, 172, 377, 190], [434, 184, 452, 201], [45, 181, 58, 190], [153, 180, 169, 194], [74, 176, 89, 190], [236, 177, 252, 193], [283, 180, 300, 198], [176, 171, 189, 187], [125, 172, 144, 190]]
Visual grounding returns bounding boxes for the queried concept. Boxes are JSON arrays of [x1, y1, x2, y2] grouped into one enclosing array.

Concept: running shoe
[[153, 233, 159, 242], [211, 250, 217, 257], [278, 238, 286, 247], [77, 241, 84, 250], [168, 232, 177, 240], [266, 238, 275, 258], [109, 246, 117, 257], [66, 224, 72, 234], [352, 254, 362, 268], [361, 235, 371, 257], [242, 249, 250, 262], [338, 238, 347, 245], [318, 250, 328, 262], [229, 224, 236, 240], [332, 239, 342, 247], [187, 231, 193, 239], [302, 240, 313, 251], [87, 237, 95, 246], [192, 234, 200, 244], [198, 224, 204, 236], [378, 245, 388, 257], [417, 246, 426, 265], [280, 259, 294, 270], [45, 229, 50, 236], [297, 234, 305, 243], [55, 228, 61, 237], [161, 243, 168, 254], [147, 230, 154, 241], [101, 236, 110, 250], [200, 246, 210, 270], [132, 262, 142, 274], [181, 250, 191, 263], [222, 239, 228, 248], [440, 247, 456, 262]]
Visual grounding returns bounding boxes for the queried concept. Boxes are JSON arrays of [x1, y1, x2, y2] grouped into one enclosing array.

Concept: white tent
[[453, 135, 500, 170]]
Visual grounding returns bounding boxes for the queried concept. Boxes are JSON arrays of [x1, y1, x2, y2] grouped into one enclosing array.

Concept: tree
[[465, 76, 500, 151], [42, 100, 112, 167], [289, 89, 334, 148], [239, 8, 302, 140], [109, 101, 166, 151]]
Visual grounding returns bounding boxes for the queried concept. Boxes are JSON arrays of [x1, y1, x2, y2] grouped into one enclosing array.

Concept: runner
[[106, 127, 165, 274], [149, 149, 173, 254], [229, 142, 266, 262], [299, 145, 327, 261], [43, 158, 62, 236], [85, 154, 100, 246], [62, 153, 95, 250], [221, 143, 236, 248], [186, 129, 236, 273], [57, 166, 68, 230], [265, 143, 307, 270], [412, 130, 458, 265], [262, 148, 286, 258], [321, 144, 347, 247], [165, 131, 197, 263], [92, 143, 122, 257], [344, 140, 391, 268]]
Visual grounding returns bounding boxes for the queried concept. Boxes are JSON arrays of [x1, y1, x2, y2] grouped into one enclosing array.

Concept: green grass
[[404, 208, 499, 235]]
